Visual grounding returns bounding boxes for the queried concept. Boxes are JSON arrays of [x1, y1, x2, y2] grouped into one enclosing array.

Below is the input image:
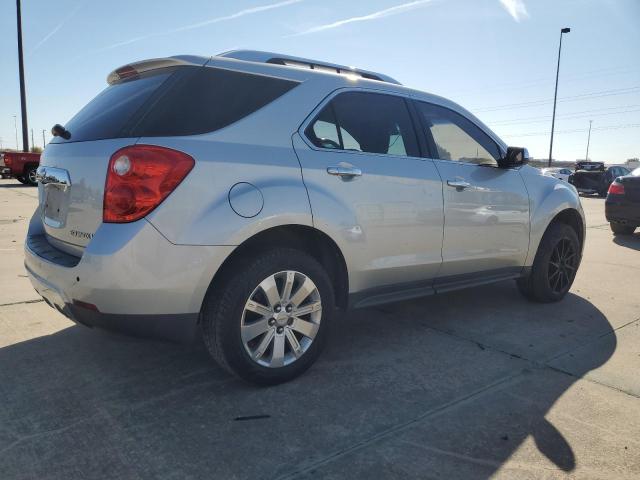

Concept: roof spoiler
[[106, 55, 209, 85]]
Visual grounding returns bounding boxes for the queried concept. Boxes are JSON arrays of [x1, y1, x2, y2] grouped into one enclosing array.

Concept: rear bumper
[[576, 188, 597, 194], [24, 209, 235, 342], [26, 264, 199, 342], [606, 196, 640, 225]]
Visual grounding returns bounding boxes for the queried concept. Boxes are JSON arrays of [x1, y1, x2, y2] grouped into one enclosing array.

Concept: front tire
[[16, 175, 27, 184], [201, 248, 335, 385], [610, 223, 636, 235], [517, 223, 581, 303]]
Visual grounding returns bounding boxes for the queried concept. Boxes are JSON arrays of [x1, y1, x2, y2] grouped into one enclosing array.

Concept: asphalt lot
[[0, 178, 638, 480]]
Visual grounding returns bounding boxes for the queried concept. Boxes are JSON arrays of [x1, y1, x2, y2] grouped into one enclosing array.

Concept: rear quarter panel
[[144, 137, 314, 245], [142, 78, 333, 245]]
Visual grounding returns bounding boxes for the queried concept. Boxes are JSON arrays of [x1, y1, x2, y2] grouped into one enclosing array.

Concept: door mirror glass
[[499, 147, 530, 168]]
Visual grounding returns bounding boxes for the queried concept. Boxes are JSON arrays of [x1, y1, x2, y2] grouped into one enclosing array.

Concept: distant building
[[528, 158, 575, 169], [625, 158, 639, 169]]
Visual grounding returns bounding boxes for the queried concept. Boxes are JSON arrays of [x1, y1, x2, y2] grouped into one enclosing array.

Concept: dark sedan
[[605, 167, 640, 235]]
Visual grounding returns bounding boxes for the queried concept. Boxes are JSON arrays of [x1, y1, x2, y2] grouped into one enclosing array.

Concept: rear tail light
[[104, 145, 194, 223], [608, 181, 625, 196]]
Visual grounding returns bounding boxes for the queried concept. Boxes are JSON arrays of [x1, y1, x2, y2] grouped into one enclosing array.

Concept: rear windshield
[[56, 66, 299, 143], [61, 71, 172, 143]]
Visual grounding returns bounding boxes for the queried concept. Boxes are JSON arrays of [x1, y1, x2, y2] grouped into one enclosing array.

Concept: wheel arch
[[201, 224, 349, 315], [550, 208, 585, 249], [527, 206, 585, 268], [23, 162, 39, 174]]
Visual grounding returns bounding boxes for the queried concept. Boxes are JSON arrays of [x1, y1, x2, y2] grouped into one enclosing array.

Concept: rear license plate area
[[43, 185, 69, 228]]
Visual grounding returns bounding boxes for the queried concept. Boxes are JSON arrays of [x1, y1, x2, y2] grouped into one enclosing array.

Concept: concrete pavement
[[0, 179, 638, 479]]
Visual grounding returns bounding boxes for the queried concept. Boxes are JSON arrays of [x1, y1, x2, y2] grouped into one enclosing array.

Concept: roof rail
[[218, 50, 401, 85]]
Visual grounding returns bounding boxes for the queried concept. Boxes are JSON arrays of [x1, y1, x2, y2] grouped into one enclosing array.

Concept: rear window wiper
[[51, 124, 71, 140]]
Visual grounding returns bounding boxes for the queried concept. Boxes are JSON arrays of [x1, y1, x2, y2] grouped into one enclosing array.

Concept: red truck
[[0, 151, 40, 186]]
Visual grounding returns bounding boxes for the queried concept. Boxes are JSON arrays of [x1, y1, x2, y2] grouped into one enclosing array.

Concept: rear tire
[[610, 223, 636, 235], [25, 166, 38, 186], [201, 248, 335, 385], [517, 223, 581, 303]]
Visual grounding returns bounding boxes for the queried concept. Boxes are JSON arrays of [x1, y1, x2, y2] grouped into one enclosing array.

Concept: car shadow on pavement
[[613, 232, 640, 251], [0, 182, 34, 189], [0, 282, 615, 479]]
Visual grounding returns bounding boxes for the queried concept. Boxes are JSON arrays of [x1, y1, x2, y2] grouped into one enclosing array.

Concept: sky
[[1, 0, 639, 163]]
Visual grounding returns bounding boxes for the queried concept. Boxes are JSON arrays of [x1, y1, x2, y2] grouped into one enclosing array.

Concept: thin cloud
[[171, 0, 302, 32], [30, 2, 83, 55], [94, 0, 303, 53], [499, 0, 529, 22], [290, 0, 435, 36]]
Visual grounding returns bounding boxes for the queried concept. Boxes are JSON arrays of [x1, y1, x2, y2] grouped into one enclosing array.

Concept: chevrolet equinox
[[26, 51, 585, 384]]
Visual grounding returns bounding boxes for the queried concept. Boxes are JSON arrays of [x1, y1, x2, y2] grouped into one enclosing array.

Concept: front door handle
[[327, 165, 362, 178], [447, 179, 471, 190]]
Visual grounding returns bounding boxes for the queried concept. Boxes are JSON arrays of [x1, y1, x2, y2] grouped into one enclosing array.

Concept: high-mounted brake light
[[103, 145, 194, 223], [107, 65, 139, 84], [608, 181, 625, 196]]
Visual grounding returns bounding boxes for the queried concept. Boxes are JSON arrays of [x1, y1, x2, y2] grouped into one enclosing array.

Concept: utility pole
[[548, 27, 571, 167], [585, 120, 593, 162], [13, 115, 19, 150], [16, 0, 29, 152]]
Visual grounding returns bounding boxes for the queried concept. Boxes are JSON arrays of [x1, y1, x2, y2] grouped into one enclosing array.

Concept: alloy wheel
[[548, 238, 577, 294], [241, 270, 322, 368]]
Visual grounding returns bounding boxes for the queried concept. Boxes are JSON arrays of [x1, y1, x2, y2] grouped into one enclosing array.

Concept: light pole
[[42, 129, 46, 148], [585, 120, 593, 161], [13, 115, 19, 150], [548, 27, 571, 167], [16, 0, 29, 152]]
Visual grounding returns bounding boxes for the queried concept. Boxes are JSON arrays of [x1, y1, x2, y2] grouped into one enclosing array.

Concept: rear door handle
[[327, 166, 362, 178], [447, 179, 471, 190]]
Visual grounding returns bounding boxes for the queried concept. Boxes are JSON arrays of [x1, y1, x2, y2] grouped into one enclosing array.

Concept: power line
[[486, 104, 640, 124], [487, 107, 640, 126], [471, 86, 640, 113], [449, 65, 640, 96], [447, 65, 640, 97], [500, 123, 640, 138]]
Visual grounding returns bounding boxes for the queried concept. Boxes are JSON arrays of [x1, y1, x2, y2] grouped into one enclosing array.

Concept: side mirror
[[499, 146, 530, 168]]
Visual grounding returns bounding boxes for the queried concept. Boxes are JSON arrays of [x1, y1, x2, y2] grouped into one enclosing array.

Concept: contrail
[[499, 0, 529, 22], [171, 0, 303, 32], [94, 0, 303, 53], [30, 1, 83, 55], [290, 0, 435, 36]]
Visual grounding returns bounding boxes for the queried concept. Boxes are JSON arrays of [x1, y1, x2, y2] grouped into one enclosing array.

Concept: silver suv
[[26, 51, 585, 384]]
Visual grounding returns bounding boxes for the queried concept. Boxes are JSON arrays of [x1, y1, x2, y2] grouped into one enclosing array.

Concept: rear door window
[[306, 91, 419, 157]]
